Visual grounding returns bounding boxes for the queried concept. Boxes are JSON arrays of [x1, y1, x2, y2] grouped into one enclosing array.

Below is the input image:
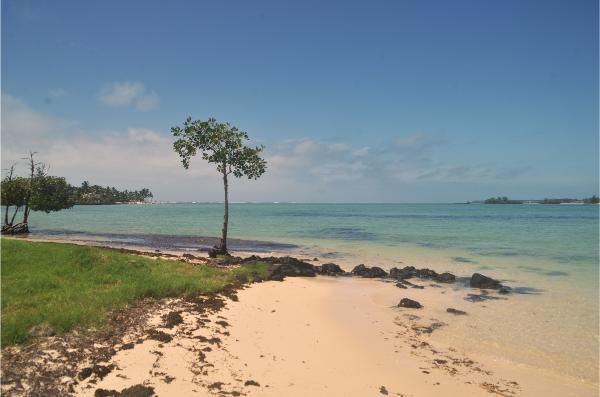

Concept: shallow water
[[12, 203, 600, 384]]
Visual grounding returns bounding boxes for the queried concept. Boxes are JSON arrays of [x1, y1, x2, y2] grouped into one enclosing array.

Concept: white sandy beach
[[73, 275, 596, 397]]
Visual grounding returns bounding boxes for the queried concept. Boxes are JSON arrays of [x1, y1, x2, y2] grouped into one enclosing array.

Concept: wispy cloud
[[97, 81, 159, 111], [2, 95, 536, 202]]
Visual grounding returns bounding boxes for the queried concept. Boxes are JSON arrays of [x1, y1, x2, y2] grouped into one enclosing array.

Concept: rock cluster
[[237, 255, 513, 303], [316, 263, 345, 276], [1, 223, 29, 235], [389, 266, 456, 283], [241, 256, 317, 281], [351, 264, 388, 278]]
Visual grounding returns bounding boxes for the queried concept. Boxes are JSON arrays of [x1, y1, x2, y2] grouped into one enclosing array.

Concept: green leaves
[[1, 177, 29, 208], [171, 117, 267, 179], [29, 176, 74, 213]]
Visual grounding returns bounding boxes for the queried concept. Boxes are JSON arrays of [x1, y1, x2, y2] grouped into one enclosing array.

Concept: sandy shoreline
[[70, 277, 594, 397], [2, 237, 598, 396]]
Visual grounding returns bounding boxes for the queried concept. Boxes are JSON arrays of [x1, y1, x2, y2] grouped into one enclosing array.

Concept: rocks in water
[[398, 298, 422, 309], [1, 222, 29, 235], [436, 272, 456, 283], [389, 266, 456, 283], [351, 264, 388, 278], [470, 273, 502, 289], [317, 263, 345, 276], [389, 266, 416, 280], [499, 286, 512, 294], [446, 308, 467, 315]]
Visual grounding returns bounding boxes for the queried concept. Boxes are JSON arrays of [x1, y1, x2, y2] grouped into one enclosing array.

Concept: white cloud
[[97, 81, 159, 111], [1, 95, 536, 202]]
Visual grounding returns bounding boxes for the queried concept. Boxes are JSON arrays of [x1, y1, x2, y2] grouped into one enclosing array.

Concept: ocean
[[13, 203, 600, 384]]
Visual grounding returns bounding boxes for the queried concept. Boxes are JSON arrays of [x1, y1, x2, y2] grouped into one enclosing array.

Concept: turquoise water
[[25, 203, 599, 270]]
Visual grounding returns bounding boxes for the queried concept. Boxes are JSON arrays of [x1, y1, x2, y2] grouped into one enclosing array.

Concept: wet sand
[[74, 277, 595, 397]]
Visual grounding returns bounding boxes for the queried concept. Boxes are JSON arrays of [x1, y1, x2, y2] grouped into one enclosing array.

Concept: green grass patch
[[1, 239, 268, 346]]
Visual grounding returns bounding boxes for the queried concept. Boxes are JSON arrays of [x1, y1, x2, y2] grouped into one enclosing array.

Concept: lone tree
[[172, 117, 267, 256]]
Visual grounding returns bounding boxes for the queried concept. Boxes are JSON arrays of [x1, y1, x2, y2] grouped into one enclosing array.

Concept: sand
[[74, 276, 596, 397]]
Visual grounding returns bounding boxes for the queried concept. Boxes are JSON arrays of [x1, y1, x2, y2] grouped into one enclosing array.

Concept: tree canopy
[[172, 117, 267, 254], [172, 117, 266, 179]]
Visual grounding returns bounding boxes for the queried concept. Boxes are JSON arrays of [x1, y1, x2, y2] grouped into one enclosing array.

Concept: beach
[[1, 202, 598, 396], [1, 234, 597, 397]]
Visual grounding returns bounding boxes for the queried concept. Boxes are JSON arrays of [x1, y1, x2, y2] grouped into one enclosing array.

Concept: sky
[[1, 0, 598, 202]]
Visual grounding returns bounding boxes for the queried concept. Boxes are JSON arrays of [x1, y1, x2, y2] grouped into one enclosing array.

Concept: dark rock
[[244, 380, 260, 387], [241, 255, 317, 280], [446, 308, 467, 315], [395, 282, 408, 289], [208, 245, 228, 258], [435, 272, 456, 283], [351, 264, 388, 278], [95, 389, 120, 397], [79, 367, 93, 380], [93, 364, 115, 379], [416, 268, 438, 279], [470, 273, 502, 289], [120, 384, 155, 397], [1, 222, 29, 235], [121, 342, 135, 350], [389, 266, 455, 284], [398, 298, 422, 309], [379, 385, 389, 395], [268, 262, 316, 281], [499, 286, 511, 294], [318, 263, 345, 276], [163, 311, 184, 328], [351, 264, 369, 276], [389, 266, 416, 280]]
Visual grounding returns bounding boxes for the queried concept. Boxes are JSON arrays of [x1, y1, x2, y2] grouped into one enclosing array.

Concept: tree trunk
[[3, 205, 9, 225], [10, 206, 20, 225], [22, 152, 36, 225], [220, 171, 229, 253], [23, 207, 30, 224]]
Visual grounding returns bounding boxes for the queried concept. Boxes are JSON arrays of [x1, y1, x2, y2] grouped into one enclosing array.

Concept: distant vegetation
[[480, 195, 599, 204], [484, 196, 522, 204], [1, 152, 153, 234], [1, 239, 269, 345], [73, 181, 153, 205]]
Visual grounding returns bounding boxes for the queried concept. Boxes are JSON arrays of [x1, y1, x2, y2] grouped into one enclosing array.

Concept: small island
[[470, 195, 599, 204]]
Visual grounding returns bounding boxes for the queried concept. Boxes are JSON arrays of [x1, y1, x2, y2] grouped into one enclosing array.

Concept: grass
[[1, 239, 269, 346]]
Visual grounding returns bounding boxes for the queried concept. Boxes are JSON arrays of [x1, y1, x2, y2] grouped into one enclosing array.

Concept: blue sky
[[2, 0, 598, 202]]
